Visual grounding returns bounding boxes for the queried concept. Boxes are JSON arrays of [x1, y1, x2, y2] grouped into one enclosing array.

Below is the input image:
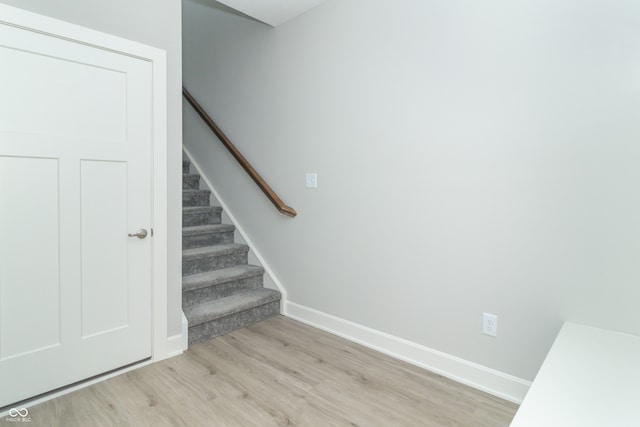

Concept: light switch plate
[[306, 173, 318, 188]]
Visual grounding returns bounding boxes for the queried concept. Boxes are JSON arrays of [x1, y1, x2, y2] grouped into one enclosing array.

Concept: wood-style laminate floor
[[3, 316, 518, 426]]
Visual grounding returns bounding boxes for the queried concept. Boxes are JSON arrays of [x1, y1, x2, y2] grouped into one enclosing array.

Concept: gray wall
[[183, 0, 640, 381], [1, 0, 184, 337]]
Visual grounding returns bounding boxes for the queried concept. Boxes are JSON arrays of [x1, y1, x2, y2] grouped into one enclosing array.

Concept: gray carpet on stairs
[[181, 155, 280, 345]]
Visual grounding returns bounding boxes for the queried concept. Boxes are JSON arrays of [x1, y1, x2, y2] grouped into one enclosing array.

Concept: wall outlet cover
[[483, 312, 498, 337]]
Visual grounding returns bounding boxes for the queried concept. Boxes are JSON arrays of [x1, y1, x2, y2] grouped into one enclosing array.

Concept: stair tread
[[183, 189, 210, 194], [183, 265, 264, 292], [185, 288, 280, 326], [183, 206, 222, 213], [183, 224, 234, 236], [183, 243, 248, 258]]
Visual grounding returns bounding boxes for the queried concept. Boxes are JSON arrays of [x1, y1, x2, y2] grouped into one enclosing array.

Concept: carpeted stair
[[182, 156, 280, 345]]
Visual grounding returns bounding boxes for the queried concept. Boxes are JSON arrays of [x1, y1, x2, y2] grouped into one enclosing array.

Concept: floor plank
[[2, 316, 518, 426]]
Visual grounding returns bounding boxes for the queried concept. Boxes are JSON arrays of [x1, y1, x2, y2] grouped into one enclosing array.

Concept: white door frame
[[0, 4, 169, 362]]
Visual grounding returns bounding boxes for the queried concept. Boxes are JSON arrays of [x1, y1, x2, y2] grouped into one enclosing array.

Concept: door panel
[[0, 18, 152, 407], [0, 30, 128, 142], [0, 157, 61, 360], [80, 160, 129, 338]]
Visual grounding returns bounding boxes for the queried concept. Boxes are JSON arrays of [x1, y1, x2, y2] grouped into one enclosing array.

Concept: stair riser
[[183, 194, 210, 207], [183, 275, 263, 307], [188, 302, 280, 344], [183, 231, 234, 249], [183, 251, 248, 276], [183, 162, 190, 174], [183, 211, 221, 227], [183, 176, 200, 190]]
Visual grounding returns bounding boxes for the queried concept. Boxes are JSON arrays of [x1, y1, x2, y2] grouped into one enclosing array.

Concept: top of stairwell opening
[[215, 0, 326, 27]]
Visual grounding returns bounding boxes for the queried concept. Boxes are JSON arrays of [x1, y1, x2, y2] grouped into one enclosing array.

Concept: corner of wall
[[166, 311, 188, 357]]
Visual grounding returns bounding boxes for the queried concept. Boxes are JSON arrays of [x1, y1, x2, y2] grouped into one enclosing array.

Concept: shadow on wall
[[189, 0, 266, 25]]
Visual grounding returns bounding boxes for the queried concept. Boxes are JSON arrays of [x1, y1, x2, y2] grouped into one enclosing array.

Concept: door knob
[[128, 229, 148, 239]]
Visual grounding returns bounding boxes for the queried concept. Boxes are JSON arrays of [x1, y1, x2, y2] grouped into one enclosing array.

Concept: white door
[[0, 19, 152, 407]]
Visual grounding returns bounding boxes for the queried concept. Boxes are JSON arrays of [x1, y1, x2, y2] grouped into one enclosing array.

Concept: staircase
[[182, 156, 281, 345]]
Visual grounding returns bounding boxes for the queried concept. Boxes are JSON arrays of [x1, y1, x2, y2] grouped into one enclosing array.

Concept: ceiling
[[216, 0, 326, 26]]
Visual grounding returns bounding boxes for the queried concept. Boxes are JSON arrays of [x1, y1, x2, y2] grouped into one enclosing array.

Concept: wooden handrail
[[182, 87, 297, 218]]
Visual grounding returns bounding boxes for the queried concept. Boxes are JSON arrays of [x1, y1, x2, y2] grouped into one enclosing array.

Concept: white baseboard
[[182, 311, 189, 351], [166, 334, 184, 358], [166, 312, 188, 357], [285, 301, 531, 404]]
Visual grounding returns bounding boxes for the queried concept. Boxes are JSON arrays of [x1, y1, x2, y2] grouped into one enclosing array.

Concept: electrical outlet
[[483, 313, 498, 337]]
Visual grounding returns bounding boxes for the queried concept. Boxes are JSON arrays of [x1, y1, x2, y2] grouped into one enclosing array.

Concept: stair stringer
[[182, 146, 288, 313]]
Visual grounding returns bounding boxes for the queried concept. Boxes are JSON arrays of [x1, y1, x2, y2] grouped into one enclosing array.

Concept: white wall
[[183, 0, 640, 382], [0, 0, 184, 337]]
